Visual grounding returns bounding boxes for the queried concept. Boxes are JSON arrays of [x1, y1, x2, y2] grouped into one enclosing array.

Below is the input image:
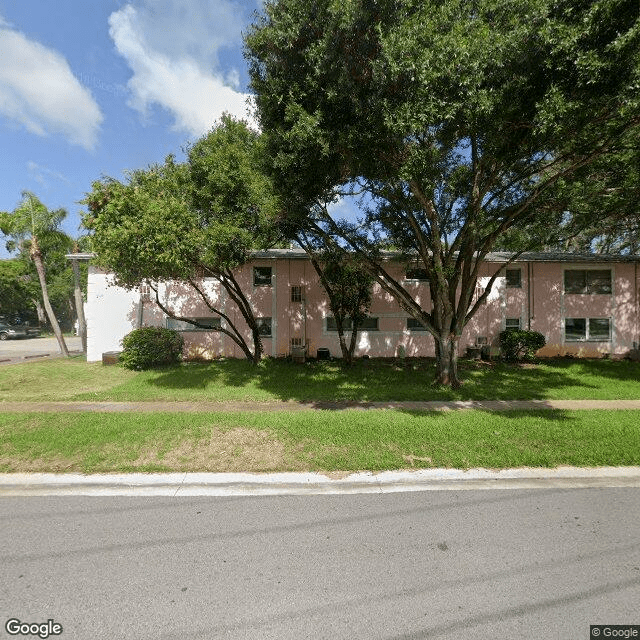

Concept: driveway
[[0, 336, 83, 364]]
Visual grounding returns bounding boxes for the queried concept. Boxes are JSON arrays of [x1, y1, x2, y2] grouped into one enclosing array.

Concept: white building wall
[[86, 267, 140, 362]]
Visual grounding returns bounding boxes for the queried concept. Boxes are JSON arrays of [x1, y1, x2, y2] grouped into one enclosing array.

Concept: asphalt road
[[1, 489, 639, 639], [0, 336, 82, 363]]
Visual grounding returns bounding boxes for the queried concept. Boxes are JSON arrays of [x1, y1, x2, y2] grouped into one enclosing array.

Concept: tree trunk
[[434, 333, 461, 388], [30, 236, 69, 357], [251, 326, 264, 364], [336, 327, 350, 364], [335, 318, 357, 365], [71, 258, 87, 354], [32, 298, 46, 325]]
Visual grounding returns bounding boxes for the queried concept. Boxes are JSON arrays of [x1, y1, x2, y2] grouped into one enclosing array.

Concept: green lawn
[[0, 409, 637, 473], [2, 357, 638, 473], [1, 355, 640, 402]]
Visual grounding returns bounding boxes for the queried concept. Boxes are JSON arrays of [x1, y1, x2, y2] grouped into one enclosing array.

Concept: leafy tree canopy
[[0, 192, 72, 353], [246, 0, 640, 385], [0, 258, 39, 321], [83, 115, 283, 362], [85, 116, 281, 288]]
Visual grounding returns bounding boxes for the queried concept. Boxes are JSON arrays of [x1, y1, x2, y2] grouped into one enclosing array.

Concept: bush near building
[[120, 327, 184, 371], [499, 330, 546, 362]]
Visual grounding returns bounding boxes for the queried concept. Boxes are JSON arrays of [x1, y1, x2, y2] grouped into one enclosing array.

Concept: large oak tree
[[246, 0, 640, 386]]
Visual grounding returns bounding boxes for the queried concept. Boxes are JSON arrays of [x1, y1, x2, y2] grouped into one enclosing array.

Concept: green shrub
[[499, 329, 546, 362], [120, 327, 184, 370]]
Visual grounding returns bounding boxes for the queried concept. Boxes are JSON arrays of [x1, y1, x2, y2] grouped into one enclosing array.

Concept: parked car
[[0, 322, 40, 340]]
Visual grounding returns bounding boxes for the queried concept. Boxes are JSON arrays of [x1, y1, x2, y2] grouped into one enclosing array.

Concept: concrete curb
[[2, 467, 640, 496]]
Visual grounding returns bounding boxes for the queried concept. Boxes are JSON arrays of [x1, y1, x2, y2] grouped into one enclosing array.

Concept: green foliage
[[120, 327, 184, 371], [188, 115, 281, 263], [83, 158, 198, 286], [0, 191, 67, 242], [1, 192, 76, 333], [322, 251, 372, 325], [318, 247, 373, 361], [0, 259, 39, 320], [83, 115, 282, 362], [84, 116, 281, 287], [500, 329, 546, 362], [246, 0, 640, 385]]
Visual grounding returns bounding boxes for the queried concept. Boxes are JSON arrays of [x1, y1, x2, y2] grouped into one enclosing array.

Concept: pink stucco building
[[86, 249, 640, 362]]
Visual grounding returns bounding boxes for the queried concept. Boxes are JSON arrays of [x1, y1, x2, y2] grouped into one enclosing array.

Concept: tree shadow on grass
[[144, 359, 257, 391], [138, 356, 640, 404], [396, 408, 576, 421]]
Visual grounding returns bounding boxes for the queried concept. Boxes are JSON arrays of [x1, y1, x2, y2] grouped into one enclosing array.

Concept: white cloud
[[109, 1, 255, 137], [0, 21, 103, 150], [27, 161, 70, 187]]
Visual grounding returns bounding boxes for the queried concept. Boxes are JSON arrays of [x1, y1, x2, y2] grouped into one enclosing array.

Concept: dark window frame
[[326, 316, 379, 332], [564, 269, 612, 295], [256, 317, 272, 337], [253, 266, 273, 287], [405, 268, 429, 281], [505, 269, 522, 288], [290, 285, 303, 303], [505, 317, 521, 330], [166, 317, 221, 332], [407, 317, 428, 331], [564, 317, 611, 342]]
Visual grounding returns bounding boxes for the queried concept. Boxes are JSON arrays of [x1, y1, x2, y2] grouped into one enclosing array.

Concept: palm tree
[[0, 191, 70, 356]]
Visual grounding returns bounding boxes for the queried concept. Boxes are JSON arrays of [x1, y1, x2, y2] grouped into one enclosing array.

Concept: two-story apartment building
[[85, 249, 640, 362]]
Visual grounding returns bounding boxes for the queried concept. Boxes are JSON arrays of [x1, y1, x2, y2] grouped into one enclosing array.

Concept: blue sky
[[0, 0, 268, 255]]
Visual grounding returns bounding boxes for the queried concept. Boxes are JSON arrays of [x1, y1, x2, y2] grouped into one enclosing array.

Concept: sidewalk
[[1, 399, 640, 412]]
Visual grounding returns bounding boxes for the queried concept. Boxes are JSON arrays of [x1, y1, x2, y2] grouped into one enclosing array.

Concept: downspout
[[633, 260, 640, 349], [271, 261, 277, 357], [527, 262, 536, 331], [303, 259, 308, 353], [137, 293, 144, 328], [527, 262, 532, 330]]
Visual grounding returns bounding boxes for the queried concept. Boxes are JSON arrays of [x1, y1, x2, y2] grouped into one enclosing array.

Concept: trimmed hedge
[[120, 327, 184, 370], [499, 329, 546, 362]]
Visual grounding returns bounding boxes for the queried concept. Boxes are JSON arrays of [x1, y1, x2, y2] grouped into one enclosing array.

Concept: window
[[505, 269, 522, 288], [257, 317, 272, 337], [326, 317, 379, 331], [505, 317, 521, 330], [140, 284, 151, 301], [407, 317, 427, 331], [291, 285, 303, 302], [405, 268, 429, 281], [290, 337, 304, 348], [359, 317, 379, 330], [588, 318, 611, 341], [564, 269, 612, 294], [565, 318, 611, 341], [253, 267, 272, 286], [327, 317, 351, 331], [166, 317, 221, 332]]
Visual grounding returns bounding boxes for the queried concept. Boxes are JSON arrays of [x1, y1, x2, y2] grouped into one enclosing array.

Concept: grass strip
[[2, 357, 640, 402], [0, 409, 638, 473]]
